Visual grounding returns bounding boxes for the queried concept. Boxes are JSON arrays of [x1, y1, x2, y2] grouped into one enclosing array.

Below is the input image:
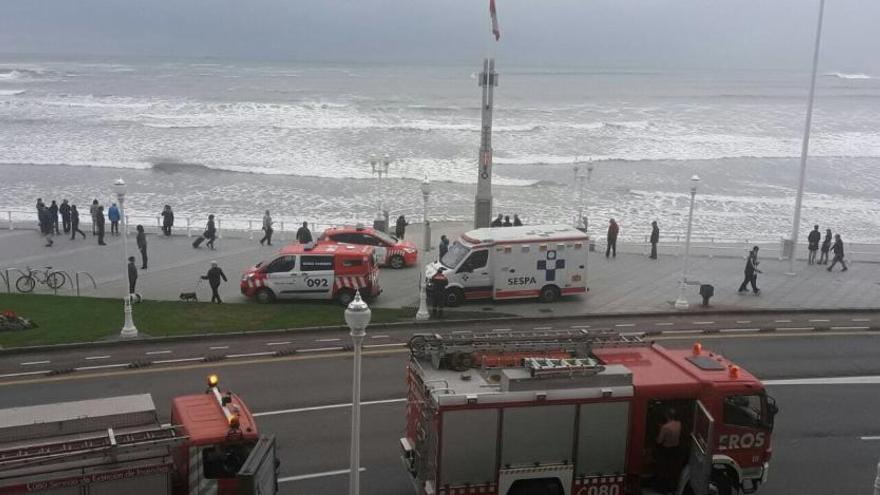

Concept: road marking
[[533, 326, 553, 330], [492, 328, 512, 332], [20, 361, 50, 366], [719, 328, 760, 333], [852, 318, 871, 322], [570, 325, 591, 329], [662, 329, 697, 334], [0, 370, 51, 379], [654, 322, 673, 326], [226, 351, 276, 359], [265, 341, 291, 346], [209, 346, 229, 350], [279, 468, 366, 483], [370, 335, 389, 339], [776, 327, 814, 332], [615, 324, 635, 328], [298, 346, 345, 353], [765, 375, 880, 386], [774, 320, 792, 323], [316, 338, 341, 342], [736, 320, 751, 324], [861, 436, 880, 441], [364, 343, 407, 349], [85, 355, 111, 360], [75, 363, 130, 371], [145, 350, 172, 355], [692, 321, 715, 325], [153, 357, 204, 364], [809, 319, 830, 322], [830, 326, 870, 331], [254, 398, 407, 417]]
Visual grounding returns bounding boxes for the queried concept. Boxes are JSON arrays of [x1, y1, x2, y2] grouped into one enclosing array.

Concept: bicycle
[[16, 266, 65, 293]]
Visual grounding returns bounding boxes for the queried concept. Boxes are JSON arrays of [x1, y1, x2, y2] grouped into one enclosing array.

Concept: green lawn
[[0, 293, 413, 348]]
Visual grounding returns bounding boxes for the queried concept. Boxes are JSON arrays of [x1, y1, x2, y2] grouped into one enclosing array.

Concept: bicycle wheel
[[16, 276, 36, 293], [46, 272, 65, 290]]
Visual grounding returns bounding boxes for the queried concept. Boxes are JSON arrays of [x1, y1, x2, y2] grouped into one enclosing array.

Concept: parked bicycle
[[16, 266, 65, 293]]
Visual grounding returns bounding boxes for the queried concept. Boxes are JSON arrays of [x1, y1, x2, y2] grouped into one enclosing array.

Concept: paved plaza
[[2, 221, 879, 317]]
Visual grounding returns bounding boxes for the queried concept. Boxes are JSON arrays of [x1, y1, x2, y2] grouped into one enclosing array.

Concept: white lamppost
[[369, 155, 393, 231], [345, 291, 371, 495], [675, 175, 700, 310], [573, 160, 594, 231], [420, 176, 431, 251], [115, 178, 138, 338], [787, 0, 826, 276]]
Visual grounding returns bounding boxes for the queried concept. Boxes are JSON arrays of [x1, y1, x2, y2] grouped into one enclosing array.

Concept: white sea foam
[[824, 72, 872, 80], [0, 89, 26, 96]]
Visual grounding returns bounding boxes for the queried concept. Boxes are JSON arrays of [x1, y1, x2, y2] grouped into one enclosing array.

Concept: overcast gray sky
[[1, 0, 878, 71]]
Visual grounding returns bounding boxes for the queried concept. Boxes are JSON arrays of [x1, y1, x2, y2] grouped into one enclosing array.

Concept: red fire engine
[[401, 330, 778, 495], [0, 375, 277, 495]]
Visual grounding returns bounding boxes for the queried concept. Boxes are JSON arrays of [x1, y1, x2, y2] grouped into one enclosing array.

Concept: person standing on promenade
[[738, 246, 761, 295], [89, 199, 99, 235], [95, 205, 107, 245], [428, 270, 448, 318], [38, 202, 53, 247], [490, 214, 503, 227], [606, 218, 619, 258], [649, 220, 660, 259], [819, 228, 832, 265], [108, 203, 121, 236], [202, 261, 228, 304], [502, 215, 512, 227], [59, 199, 71, 233], [48, 200, 60, 234], [395, 215, 408, 239], [127, 256, 138, 296], [204, 214, 217, 249], [136, 225, 148, 269], [827, 234, 848, 272], [513, 214, 523, 226], [296, 221, 313, 245], [35, 198, 44, 228], [70, 205, 86, 239], [438, 235, 449, 260], [161, 205, 174, 236], [259, 210, 274, 246], [807, 225, 821, 265]]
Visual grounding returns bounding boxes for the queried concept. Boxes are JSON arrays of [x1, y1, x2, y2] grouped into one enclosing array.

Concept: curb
[[1, 306, 879, 356]]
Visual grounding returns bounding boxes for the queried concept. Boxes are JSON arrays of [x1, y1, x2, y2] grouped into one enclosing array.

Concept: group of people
[[490, 213, 523, 228], [258, 210, 314, 247], [35, 198, 119, 247], [806, 225, 848, 271]]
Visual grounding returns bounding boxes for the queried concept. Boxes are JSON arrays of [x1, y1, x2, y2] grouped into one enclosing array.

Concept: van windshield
[[441, 241, 470, 268]]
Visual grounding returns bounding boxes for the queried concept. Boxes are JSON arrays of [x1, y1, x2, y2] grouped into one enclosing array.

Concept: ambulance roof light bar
[[206, 374, 236, 424]]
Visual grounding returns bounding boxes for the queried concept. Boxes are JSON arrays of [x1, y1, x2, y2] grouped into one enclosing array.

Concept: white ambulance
[[427, 224, 589, 306]]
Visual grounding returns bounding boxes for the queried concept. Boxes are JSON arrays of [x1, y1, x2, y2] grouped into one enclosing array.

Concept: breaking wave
[[824, 72, 872, 80], [0, 89, 26, 96]]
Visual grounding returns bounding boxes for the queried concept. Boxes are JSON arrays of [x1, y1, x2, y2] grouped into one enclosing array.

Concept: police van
[[426, 224, 588, 306], [241, 242, 380, 305]]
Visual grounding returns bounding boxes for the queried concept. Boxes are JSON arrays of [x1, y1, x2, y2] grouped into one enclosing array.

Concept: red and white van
[[241, 243, 380, 305]]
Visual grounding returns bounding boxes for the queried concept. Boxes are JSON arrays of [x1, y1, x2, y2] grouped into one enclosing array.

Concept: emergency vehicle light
[[729, 365, 740, 379], [692, 342, 702, 356], [207, 374, 219, 388], [228, 413, 240, 429]]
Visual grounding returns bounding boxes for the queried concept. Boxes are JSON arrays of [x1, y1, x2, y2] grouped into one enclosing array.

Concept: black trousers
[[140, 247, 148, 269], [739, 271, 758, 292], [62, 216, 70, 233], [210, 284, 222, 303], [71, 223, 85, 239], [162, 225, 172, 236], [129, 278, 137, 295], [828, 255, 847, 271], [111, 220, 119, 234], [606, 237, 617, 257], [206, 234, 216, 249], [260, 228, 273, 245], [97, 228, 105, 245], [650, 242, 658, 259]]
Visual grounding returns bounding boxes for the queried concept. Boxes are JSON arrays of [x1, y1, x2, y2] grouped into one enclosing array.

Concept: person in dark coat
[[296, 221, 313, 245], [807, 225, 821, 265], [202, 261, 228, 304], [827, 234, 848, 272], [606, 218, 619, 258], [38, 203, 53, 247], [161, 205, 174, 236], [513, 214, 523, 226], [48, 200, 60, 234], [259, 210, 274, 246], [59, 199, 71, 233], [35, 198, 44, 229], [490, 214, 503, 227], [89, 199, 99, 235], [738, 246, 761, 294], [70, 205, 86, 239], [136, 225, 148, 269], [819, 228, 832, 265], [204, 215, 216, 249], [502, 215, 512, 227], [438, 235, 449, 260], [428, 270, 449, 318], [95, 206, 106, 245], [108, 203, 121, 236], [395, 215, 408, 239], [650, 221, 660, 259], [127, 256, 138, 295]]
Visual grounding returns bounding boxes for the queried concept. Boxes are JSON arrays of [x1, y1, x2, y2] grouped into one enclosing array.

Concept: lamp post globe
[[345, 290, 370, 495]]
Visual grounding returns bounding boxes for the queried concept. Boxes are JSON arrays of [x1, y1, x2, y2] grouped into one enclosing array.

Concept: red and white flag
[[489, 0, 500, 41]]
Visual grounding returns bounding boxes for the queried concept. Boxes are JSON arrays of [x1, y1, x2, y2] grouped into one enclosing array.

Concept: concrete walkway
[[1, 222, 878, 317]]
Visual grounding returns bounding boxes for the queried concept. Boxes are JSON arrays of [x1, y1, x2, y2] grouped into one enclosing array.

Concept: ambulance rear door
[[297, 254, 334, 299]]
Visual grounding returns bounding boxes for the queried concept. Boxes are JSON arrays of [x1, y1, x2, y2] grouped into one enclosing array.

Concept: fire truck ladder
[[0, 425, 182, 469], [408, 328, 645, 368]]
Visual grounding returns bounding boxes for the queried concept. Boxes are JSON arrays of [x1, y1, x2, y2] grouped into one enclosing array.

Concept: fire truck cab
[[241, 242, 381, 306], [401, 330, 777, 495]]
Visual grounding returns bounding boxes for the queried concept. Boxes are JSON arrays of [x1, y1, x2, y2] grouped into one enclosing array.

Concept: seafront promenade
[[2, 219, 879, 317]]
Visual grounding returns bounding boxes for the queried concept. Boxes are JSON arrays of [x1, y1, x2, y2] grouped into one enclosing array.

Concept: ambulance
[[427, 225, 589, 306], [240, 242, 380, 305]]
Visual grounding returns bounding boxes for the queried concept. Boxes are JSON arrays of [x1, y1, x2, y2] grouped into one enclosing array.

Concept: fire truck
[[401, 330, 778, 495], [0, 375, 278, 495]]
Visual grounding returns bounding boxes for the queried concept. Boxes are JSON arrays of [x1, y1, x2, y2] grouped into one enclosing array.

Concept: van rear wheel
[[444, 287, 464, 307], [389, 255, 405, 269], [539, 285, 560, 303], [255, 288, 276, 304]]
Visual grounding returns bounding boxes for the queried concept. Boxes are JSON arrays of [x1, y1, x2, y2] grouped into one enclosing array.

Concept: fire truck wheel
[[444, 287, 464, 307], [336, 288, 356, 307], [709, 470, 734, 495], [255, 288, 276, 304], [390, 255, 406, 269], [539, 285, 560, 303]]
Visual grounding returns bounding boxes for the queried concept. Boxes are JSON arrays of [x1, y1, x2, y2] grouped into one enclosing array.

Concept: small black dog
[[179, 292, 198, 302]]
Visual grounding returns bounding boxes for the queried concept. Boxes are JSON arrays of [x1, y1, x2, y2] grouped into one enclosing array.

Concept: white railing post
[[186, 217, 191, 238], [217, 218, 222, 239], [248, 220, 254, 240], [124, 215, 130, 236], [279, 221, 285, 241], [7, 211, 12, 231]]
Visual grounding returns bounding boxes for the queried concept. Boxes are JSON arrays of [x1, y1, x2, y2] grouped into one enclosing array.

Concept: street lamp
[[345, 291, 371, 495], [675, 175, 700, 310], [420, 176, 431, 252], [573, 159, 594, 231], [369, 154, 393, 232], [114, 178, 138, 338], [787, 0, 826, 276]]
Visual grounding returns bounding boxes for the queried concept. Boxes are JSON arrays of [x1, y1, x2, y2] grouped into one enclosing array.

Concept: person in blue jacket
[[108, 203, 121, 236]]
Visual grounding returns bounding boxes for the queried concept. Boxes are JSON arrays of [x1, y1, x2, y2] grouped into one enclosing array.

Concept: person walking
[[428, 270, 449, 318], [649, 220, 660, 259], [259, 210, 274, 246], [161, 205, 174, 236], [395, 215, 408, 240], [502, 215, 512, 227], [738, 246, 761, 295], [827, 234, 848, 272], [108, 203, 121, 236], [606, 218, 619, 258], [69, 205, 86, 239], [38, 203, 53, 247], [35, 198, 44, 229], [438, 234, 449, 260], [513, 214, 523, 226], [95, 205, 106, 245], [807, 225, 821, 265], [89, 199, 99, 235], [295, 221, 313, 245], [48, 200, 60, 234], [490, 214, 503, 227], [127, 256, 138, 296], [59, 199, 71, 233], [205, 215, 217, 249], [136, 225, 148, 269], [201, 261, 228, 304], [819, 228, 832, 265]]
